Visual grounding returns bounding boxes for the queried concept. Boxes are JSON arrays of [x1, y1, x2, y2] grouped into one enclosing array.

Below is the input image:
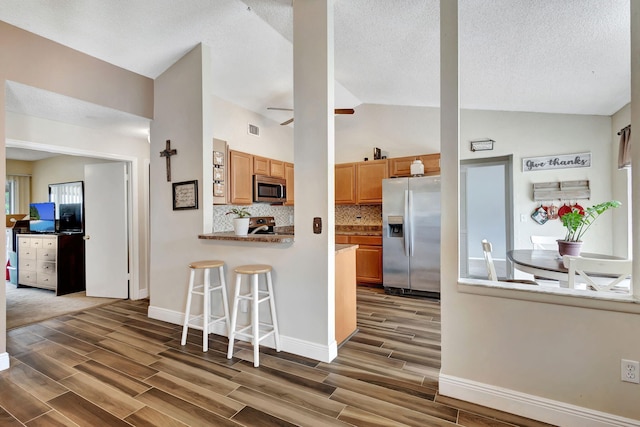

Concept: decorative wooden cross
[[160, 139, 177, 182]]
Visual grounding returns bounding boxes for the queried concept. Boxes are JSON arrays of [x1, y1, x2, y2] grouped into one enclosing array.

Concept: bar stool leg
[[218, 265, 231, 334], [227, 273, 242, 359], [251, 273, 260, 367], [180, 268, 196, 346], [202, 268, 210, 352], [266, 271, 281, 352]]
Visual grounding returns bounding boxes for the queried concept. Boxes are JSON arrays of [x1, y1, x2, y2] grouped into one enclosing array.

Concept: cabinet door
[[421, 153, 440, 175], [355, 245, 383, 284], [253, 155, 270, 176], [284, 162, 294, 206], [270, 160, 285, 178], [356, 160, 388, 204], [229, 150, 254, 205], [335, 163, 357, 204], [389, 154, 440, 177]]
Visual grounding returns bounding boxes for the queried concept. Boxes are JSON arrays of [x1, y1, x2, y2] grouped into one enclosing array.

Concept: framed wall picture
[[172, 180, 198, 210]]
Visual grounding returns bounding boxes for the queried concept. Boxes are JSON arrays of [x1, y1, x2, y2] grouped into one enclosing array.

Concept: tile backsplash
[[335, 205, 382, 225], [213, 204, 294, 232], [213, 204, 382, 231]]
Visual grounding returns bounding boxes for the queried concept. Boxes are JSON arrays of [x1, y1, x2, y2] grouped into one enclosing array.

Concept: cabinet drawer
[[41, 237, 57, 249], [37, 261, 57, 275], [19, 259, 37, 271], [38, 272, 57, 289], [349, 235, 382, 246], [19, 270, 37, 285], [19, 246, 37, 260], [37, 248, 57, 262], [18, 236, 42, 247], [336, 235, 350, 244]]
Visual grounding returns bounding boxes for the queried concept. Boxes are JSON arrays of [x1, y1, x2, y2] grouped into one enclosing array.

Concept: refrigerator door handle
[[404, 189, 410, 256], [408, 190, 415, 256]]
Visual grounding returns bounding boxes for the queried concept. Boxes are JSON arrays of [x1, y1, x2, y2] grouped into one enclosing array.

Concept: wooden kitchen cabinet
[[335, 245, 357, 345], [284, 162, 294, 206], [254, 156, 285, 179], [335, 163, 357, 204], [389, 153, 440, 177], [270, 159, 285, 178], [229, 150, 253, 205], [253, 155, 270, 176], [356, 159, 388, 204], [336, 234, 383, 285]]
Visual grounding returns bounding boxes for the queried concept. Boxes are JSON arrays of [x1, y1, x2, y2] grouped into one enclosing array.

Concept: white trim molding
[[0, 352, 10, 371], [147, 305, 337, 363], [439, 374, 640, 427]]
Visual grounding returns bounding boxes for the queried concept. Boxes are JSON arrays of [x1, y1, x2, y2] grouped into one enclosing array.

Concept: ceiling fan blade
[[268, 107, 294, 111], [335, 108, 355, 115], [280, 118, 294, 126]]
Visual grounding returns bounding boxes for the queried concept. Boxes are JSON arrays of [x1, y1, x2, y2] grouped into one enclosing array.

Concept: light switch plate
[[313, 217, 322, 234]]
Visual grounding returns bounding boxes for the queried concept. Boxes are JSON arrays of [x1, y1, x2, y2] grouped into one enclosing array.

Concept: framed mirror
[[48, 181, 84, 234]]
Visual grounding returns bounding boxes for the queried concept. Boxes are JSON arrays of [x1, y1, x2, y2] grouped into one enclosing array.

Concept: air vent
[[248, 124, 260, 137]]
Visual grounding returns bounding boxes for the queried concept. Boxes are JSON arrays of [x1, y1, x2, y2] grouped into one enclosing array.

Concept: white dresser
[[17, 234, 85, 295]]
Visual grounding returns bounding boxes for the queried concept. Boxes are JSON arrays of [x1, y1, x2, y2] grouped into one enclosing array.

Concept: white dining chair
[[530, 235, 558, 250], [482, 239, 538, 285], [562, 255, 632, 293]]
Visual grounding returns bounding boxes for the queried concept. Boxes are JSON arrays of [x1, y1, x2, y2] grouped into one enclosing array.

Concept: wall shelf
[[533, 180, 590, 201]]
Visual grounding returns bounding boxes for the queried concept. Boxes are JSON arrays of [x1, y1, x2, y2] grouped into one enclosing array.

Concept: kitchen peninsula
[[198, 231, 359, 345]]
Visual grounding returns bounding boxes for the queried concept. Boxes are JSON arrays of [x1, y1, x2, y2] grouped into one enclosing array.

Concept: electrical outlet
[[621, 359, 640, 383]]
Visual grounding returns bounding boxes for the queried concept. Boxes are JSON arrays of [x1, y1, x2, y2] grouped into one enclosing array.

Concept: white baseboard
[[147, 305, 337, 363], [439, 374, 640, 427], [0, 352, 10, 371]]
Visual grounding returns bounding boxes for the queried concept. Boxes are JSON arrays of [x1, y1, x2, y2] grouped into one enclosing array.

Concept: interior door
[[84, 162, 129, 298], [460, 157, 513, 279]]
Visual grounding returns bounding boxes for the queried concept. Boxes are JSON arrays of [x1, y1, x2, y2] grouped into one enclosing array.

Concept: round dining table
[[507, 249, 625, 283]]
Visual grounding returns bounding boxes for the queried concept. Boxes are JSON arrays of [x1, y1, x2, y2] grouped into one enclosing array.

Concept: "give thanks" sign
[[522, 152, 591, 172]]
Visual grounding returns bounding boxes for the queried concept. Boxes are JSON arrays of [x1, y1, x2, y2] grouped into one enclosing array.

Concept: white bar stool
[[227, 264, 280, 367], [181, 260, 230, 352]]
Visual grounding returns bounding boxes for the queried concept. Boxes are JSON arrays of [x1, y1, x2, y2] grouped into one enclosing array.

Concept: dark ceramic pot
[[557, 240, 583, 257]]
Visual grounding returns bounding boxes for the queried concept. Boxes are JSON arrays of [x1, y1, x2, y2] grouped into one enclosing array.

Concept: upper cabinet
[[229, 150, 253, 205], [335, 153, 439, 205], [335, 163, 357, 204], [389, 153, 440, 177], [284, 162, 294, 206], [356, 159, 388, 204], [254, 156, 285, 179]]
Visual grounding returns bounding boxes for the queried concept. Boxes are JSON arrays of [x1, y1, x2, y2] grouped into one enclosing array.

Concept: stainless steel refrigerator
[[382, 176, 441, 297]]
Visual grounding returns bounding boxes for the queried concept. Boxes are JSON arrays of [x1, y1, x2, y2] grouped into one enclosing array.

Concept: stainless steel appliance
[[382, 176, 441, 297], [253, 175, 286, 203]]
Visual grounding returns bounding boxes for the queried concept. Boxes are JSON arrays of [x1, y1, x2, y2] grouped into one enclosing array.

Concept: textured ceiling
[[0, 0, 631, 144]]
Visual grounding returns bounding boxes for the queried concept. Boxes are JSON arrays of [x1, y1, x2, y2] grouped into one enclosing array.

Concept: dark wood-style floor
[[1, 287, 554, 426]]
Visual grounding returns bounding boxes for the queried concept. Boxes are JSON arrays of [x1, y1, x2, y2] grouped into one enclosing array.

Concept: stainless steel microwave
[[253, 175, 286, 203]]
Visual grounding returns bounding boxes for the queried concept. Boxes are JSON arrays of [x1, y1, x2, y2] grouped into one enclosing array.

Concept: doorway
[[460, 156, 514, 279]]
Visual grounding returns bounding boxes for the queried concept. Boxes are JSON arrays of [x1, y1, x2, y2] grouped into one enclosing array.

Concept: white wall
[[1, 21, 153, 361], [149, 39, 336, 362], [336, 104, 619, 253], [212, 95, 293, 162], [611, 103, 632, 258], [30, 155, 115, 203]]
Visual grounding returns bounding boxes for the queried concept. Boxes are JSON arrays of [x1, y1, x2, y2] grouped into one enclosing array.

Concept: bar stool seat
[[181, 260, 230, 352], [227, 264, 280, 367]]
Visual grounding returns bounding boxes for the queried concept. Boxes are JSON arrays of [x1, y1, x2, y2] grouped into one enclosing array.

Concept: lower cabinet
[[17, 233, 85, 296], [336, 234, 383, 285]]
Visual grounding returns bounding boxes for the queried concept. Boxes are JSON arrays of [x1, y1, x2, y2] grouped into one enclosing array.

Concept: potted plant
[[558, 200, 621, 256], [226, 207, 251, 236]]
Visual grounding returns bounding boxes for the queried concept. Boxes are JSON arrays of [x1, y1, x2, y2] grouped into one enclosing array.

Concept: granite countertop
[[198, 232, 294, 243], [335, 243, 358, 254], [335, 225, 382, 236]]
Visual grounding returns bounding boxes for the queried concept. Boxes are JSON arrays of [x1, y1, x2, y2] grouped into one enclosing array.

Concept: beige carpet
[[5, 281, 122, 330]]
